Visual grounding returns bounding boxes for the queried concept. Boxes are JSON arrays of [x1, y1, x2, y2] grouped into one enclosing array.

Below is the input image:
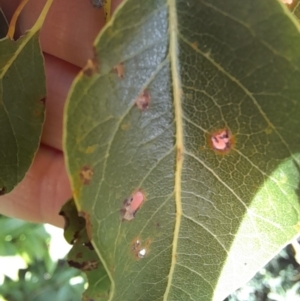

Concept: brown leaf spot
[[83, 241, 95, 251], [40, 97, 46, 104], [76, 252, 83, 259], [80, 166, 94, 185], [68, 260, 98, 271], [79, 211, 93, 241], [90, 0, 103, 8], [83, 59, 98, 76], [70, 230, 81, 244], [121, 189, 145, 221], [208, 128, 235, 155], [68, 260, 82, 269], [135, 90, 150, 111], [82, 260, 99, 271], [130, 237, 151, 259], [113, 62, 125, 79]]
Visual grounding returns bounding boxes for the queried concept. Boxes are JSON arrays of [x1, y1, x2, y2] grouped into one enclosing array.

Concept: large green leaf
[[0, 1, 52, 194], [64, 0, 300, 300]]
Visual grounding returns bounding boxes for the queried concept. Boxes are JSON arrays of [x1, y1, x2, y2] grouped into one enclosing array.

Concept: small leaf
[[60, 199, 86, 245], [64, 0, 300, 300], [0, 0, 52, 193], [61, 199, 111, 301]]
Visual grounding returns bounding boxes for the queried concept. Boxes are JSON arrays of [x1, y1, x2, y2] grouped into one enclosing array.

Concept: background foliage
[[0, 215, 85, 301], [0, 215, 299, 301]]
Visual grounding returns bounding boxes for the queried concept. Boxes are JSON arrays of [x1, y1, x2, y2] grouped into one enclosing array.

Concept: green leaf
[[286, 0, 300, 20], [0, 8, 8, 39], [60, 199, 86, 245], [60, 199, 111, 301], [0, 1, 52, 194], [64, 0, 300, 300]]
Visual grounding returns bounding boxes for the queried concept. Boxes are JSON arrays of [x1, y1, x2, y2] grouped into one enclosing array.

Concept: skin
[[0, 0, 122, 227]]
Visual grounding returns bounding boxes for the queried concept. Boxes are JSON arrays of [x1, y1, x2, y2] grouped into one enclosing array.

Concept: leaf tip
[[113, 62, 125, 79]]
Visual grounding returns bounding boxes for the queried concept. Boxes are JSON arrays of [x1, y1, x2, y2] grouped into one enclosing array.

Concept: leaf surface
[[64, 0, 300, 300], [0, 0, 52, 193]]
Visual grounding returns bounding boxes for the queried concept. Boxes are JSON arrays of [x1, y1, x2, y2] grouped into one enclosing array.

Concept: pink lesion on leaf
[[208, 128, 235, 154], [135, 90, 150, 111], [120, 190, 145, 221]]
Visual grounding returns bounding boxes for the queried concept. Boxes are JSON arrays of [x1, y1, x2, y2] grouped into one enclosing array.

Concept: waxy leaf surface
[[64, 0, 300, 300]]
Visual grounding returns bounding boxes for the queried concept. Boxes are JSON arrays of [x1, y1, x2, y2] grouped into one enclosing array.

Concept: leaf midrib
[[163, 0, 183, 300]]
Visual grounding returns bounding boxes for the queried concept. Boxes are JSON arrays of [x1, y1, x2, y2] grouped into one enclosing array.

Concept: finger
[[19, 0, 106, 67], [40, 0, 105, 67], [0, 145, 71, 227], [42, 53, 80, 150], [0, 0, 105, 67], [1, 0, 123, 67]]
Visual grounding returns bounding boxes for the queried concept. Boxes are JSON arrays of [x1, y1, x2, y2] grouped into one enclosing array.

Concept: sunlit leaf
[[64, 0, 300, 300], [0, 0, 52, 194]]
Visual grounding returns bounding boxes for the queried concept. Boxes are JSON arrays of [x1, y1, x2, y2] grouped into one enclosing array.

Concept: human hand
[[0, 0, 121, 227]]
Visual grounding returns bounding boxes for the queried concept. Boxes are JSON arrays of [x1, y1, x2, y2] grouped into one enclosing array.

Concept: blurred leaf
[[0, 0, 53, 194], [0, 215, 50, 263], [61, 199, 110, 301], [0, 8, 8, 38], [227, 244, 300, 301], [64, 0, 300, 300], [0, 259, 84, 301]]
